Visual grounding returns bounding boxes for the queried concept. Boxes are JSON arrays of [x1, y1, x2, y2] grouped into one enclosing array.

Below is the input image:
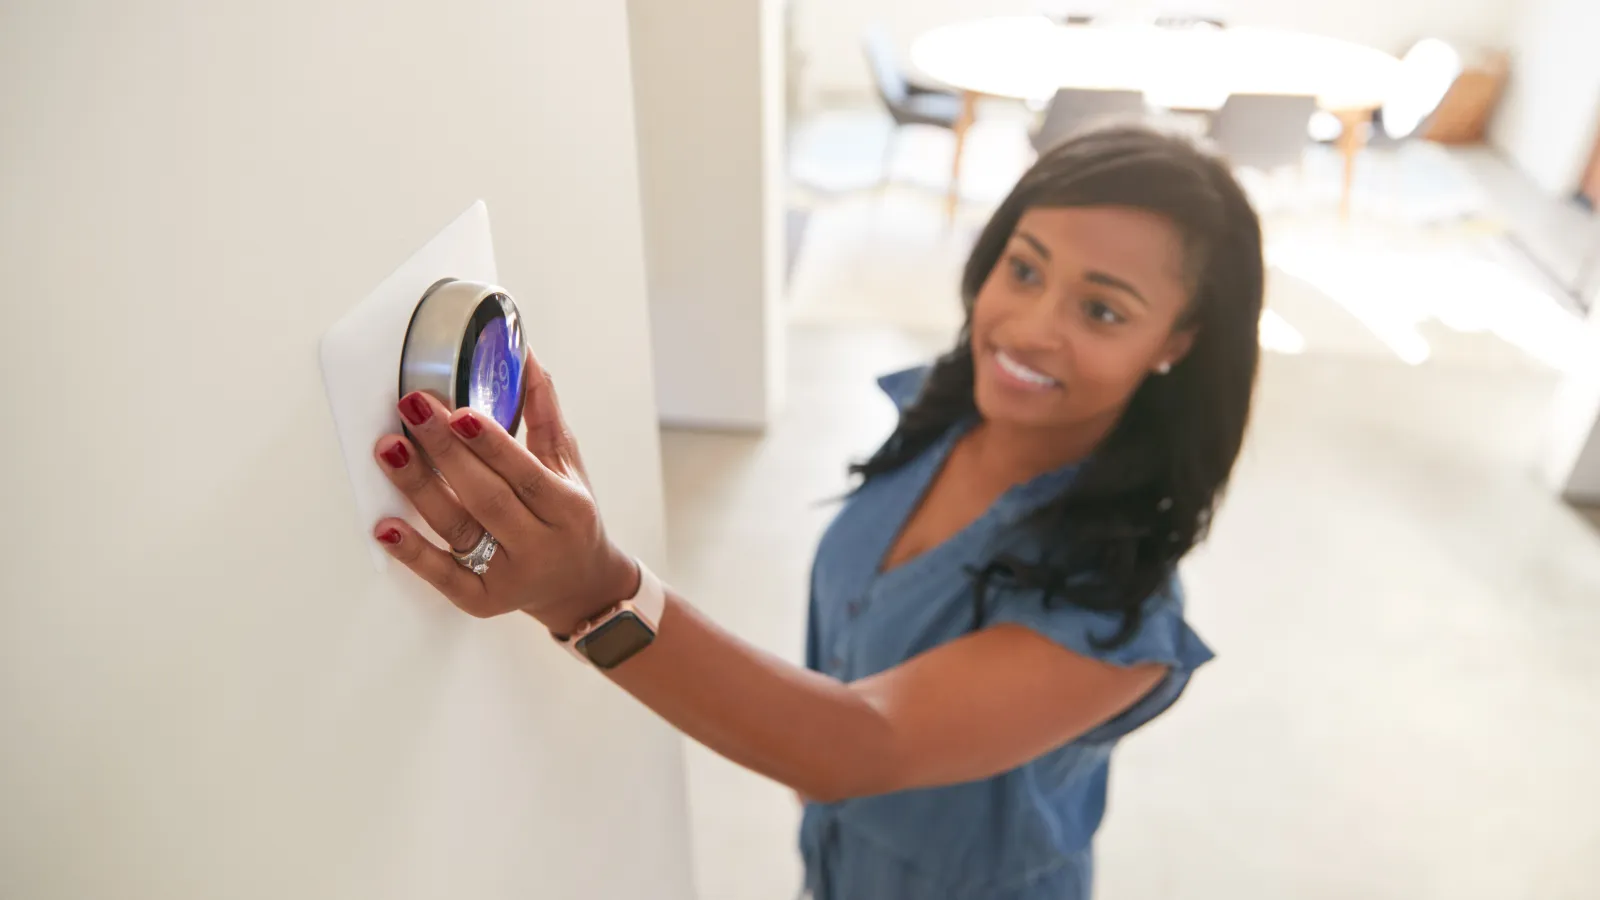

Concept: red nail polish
[[399, 393, 433, 426], [378, 528, 403, 545], [380, 442, 410, 468], [450, 414, 482, 439]]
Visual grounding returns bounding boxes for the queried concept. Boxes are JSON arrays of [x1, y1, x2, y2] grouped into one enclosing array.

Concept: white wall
[[1488, 0, 1600, 196], [794, 0, 1519, 105], [631, 0, 787, 430], [1543, 301, 1600, 502], [0, 3, 696, 899]]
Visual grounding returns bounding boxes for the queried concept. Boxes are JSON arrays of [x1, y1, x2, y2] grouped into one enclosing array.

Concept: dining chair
[[1030, 88, 1148, 155], [1151, 4, 1228, 28], [1207, 92, 1318, 213], [1372, 37, 1463, 145], [1308, 37, 1462, 147], [862, 24, 963, 184], [1207, 93, 1318, 171], [1037, 1, 1109, 25]]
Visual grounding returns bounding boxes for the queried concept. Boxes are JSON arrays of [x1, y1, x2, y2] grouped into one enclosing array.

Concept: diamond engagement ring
[[451, 531, 498, 575]]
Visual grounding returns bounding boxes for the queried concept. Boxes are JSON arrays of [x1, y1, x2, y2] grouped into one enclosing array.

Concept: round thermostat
[[399, 278, 527, 438]]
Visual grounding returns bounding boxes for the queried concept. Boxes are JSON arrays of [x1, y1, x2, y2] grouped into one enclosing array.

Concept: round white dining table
[[909, 16, 1404, 218]]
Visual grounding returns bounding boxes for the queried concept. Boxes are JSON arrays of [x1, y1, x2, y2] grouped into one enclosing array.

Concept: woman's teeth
[[995, 350, 1060, 388]]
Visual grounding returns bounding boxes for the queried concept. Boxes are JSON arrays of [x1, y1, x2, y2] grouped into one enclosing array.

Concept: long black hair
[[851, 123, 1265, 648]]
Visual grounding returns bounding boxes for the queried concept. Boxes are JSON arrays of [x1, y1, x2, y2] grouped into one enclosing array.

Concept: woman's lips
[[992, 348, 1062, 391]]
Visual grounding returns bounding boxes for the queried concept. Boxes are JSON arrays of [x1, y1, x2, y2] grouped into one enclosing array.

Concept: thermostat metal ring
[[399, 278, 528, 439]]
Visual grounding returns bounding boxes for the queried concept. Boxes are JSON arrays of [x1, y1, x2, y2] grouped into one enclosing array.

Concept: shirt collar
[[995, 461, 1081, 523], [875, 365, 931, 413], [875, 364, 1081, 518]]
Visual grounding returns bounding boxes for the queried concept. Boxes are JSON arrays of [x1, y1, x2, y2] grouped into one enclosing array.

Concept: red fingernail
[[450, 414, 482, 439], [399, 393, 433, 426], [377, 528, 403, 545], [380, 442, 410, 468]]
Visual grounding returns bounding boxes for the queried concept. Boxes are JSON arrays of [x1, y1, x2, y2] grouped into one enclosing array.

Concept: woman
[[370, 123, 1264, 899]]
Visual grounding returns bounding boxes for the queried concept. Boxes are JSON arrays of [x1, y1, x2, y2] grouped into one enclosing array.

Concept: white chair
[[1309, 37, 1462, 145], [1030, 88, 1147, 154], [1375, 37, 1463, 144], [1309, 38, 1466, 219]]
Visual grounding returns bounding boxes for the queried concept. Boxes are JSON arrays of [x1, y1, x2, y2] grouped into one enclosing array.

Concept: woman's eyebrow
[[1015, 231, 1051, 260], [1014, 231, 1149, 307], [1086, 271, 1148, 307]]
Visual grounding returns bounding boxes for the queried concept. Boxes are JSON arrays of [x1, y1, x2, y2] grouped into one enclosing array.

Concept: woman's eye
[[1086, 300, 1125, 325], [1008, 257, 1040, 286]]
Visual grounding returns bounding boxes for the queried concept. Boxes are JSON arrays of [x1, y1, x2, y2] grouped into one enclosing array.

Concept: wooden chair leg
[[1333, 107, 1372, 222], [879, 126, 899, 190], [946, 91, 978, 222]]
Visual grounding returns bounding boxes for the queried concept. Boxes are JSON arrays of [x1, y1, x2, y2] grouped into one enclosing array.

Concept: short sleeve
[[984, 575, 1215, 742], [875, 365, 931, 413]]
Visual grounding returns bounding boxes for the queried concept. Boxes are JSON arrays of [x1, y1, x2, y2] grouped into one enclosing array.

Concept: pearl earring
[[1155, 361, 1172, 375]]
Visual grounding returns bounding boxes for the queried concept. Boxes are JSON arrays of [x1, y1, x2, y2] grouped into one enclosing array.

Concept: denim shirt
[[799, 366, 1216, 900]]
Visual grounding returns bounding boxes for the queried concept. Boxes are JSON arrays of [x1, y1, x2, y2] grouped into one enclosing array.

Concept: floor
[[663, 106, 1600, 899]]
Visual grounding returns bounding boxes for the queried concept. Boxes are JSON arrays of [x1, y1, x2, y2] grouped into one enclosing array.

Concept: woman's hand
[[370, 349, 640, 635]]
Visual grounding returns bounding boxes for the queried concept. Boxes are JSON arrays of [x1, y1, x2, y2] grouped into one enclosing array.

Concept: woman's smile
[[989, 346, 1064, 391]]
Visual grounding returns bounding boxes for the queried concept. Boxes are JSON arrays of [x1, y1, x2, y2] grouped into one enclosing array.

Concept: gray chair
[[863, 24, 963, 182], [1206, 93, 1318, 171], [1030, 88, 1147, 154], [1038, 1, 1107, 24], [1152, 4, 1228, 28], [1153, 14, 1226, 28]]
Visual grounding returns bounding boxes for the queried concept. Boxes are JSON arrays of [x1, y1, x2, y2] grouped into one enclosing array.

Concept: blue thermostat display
[[468, 315, 524, 433]]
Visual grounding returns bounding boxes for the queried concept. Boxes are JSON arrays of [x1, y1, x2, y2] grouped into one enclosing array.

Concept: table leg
[[1333, 108, 1371, 222], [946, 91, 978, 222]]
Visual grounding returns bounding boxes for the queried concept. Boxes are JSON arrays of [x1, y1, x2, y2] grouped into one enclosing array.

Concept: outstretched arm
[[608, 595, 1163, 802], [372, 352, 1163, 802]]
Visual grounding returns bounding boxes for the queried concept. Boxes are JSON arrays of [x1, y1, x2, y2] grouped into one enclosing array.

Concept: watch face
[[577, 611, 655, 669]]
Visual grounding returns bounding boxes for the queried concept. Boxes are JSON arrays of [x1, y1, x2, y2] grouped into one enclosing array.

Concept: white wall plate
[[319, 200, 499, 571]]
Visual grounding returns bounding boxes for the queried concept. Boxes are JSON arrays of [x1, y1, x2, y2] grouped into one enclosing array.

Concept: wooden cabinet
[[1424, 49, 1510, 144]]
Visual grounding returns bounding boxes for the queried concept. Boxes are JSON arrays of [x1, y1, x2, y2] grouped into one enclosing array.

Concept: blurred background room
[[676, 1, 1600, 897]]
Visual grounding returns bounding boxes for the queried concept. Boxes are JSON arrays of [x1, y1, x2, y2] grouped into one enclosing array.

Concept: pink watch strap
[[555, 560, 665, 663]]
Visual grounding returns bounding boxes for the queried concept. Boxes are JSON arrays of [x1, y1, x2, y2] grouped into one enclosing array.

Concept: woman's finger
[[373, 435, 484, 552], [373, 519, 490, 613], [445, 406, 579, 527], [521, 349, 584, 478], [399, 390, 536, 547]]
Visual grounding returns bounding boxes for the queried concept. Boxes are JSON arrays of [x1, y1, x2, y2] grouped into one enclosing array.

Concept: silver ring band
[[451, 531, 498, 575]]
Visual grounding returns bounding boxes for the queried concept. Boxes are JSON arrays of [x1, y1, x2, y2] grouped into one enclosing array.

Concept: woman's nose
[[1003, 295, 1073, 359], [1016, 288, 1072, 338]]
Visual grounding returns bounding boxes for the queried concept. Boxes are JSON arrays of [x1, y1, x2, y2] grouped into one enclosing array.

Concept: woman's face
[[970, 205, 1197, 434]]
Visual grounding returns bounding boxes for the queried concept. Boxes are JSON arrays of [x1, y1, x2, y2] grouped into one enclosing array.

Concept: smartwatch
[[553, 561, 665, 670]]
